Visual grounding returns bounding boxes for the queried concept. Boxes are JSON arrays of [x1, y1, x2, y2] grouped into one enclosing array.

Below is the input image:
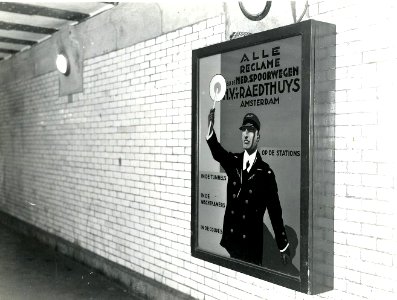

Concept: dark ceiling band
[[0, 48, 19, 54], [0, 21, 56, 34], [0, 37, 36, 45], [0, 3, 89, 21]]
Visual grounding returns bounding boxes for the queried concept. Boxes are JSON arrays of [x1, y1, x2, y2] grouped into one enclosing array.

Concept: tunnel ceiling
[[0, 2, 118, 61]]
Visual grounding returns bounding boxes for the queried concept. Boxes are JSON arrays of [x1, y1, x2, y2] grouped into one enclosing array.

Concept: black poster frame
[[191, 19, 335, 294]]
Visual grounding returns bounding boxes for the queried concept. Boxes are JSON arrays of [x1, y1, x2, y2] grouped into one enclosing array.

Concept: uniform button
[[230, 229, 234, 233], [233, 194, 236, 199], [242, 234, 246, 239], [242, 215, 245, 219], [231, 210, 234, 214], [249, 189, 252, 194], [268, 170, 271, 174], [282, 232, 285, 235], [245, 199, 249, 204], [233, 181, 236, 186]]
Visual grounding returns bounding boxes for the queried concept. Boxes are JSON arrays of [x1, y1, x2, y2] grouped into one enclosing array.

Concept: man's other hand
[[280, 247, 291, 265]]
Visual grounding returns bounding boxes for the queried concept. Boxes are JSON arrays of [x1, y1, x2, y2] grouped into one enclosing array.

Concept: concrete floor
[[0, 223, 143, 300]]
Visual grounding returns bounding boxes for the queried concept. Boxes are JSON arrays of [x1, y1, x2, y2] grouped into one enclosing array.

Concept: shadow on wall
[[262, 225, 299, 276]]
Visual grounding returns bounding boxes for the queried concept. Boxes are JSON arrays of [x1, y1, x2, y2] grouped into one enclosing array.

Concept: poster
[[192, 20, 336, 293], [196, 36, 301, 275]]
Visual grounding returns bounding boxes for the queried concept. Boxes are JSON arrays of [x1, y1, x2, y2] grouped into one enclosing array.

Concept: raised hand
[[208, 108, 215, 127]]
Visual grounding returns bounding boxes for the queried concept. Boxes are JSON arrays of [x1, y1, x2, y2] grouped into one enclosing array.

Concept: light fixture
[[238, 1, 272, 21], [56, 53, 70, 76]]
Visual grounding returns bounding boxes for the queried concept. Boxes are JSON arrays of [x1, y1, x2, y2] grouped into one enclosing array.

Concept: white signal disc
[[209, 74, 226, 102]]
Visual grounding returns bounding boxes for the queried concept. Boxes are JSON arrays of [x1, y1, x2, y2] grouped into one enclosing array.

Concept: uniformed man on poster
[[206, 109, 290, 265]]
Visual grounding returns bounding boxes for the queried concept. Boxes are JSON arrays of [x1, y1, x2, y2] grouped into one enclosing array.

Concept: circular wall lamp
[[56, 53, 70, 76], [238, 1, 272, 21]]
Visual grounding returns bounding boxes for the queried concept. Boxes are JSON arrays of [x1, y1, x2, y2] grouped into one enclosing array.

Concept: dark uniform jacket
[[207, 131, 289, 265]]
